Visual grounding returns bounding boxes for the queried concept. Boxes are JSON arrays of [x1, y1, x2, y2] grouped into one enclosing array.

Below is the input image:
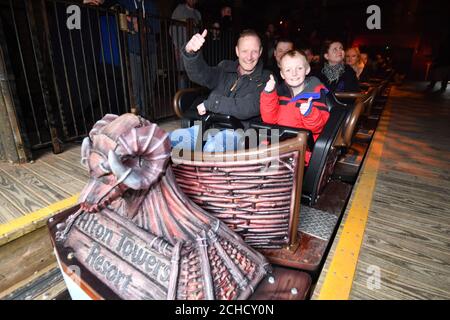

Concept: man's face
[[280, 55, 310, 88], [325, 42, 344, 65], [235, 36, 262, 74], [274, 41, 294, 66]]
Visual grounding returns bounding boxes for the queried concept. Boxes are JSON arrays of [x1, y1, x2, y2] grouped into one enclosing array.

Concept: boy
[[260, 50, 329, 165]]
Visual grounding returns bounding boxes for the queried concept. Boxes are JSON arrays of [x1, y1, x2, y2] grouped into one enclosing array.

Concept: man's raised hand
[[185, 29, 208, 54]]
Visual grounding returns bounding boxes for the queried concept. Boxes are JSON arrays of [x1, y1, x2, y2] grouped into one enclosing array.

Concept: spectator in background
[[345, 47, 371, 82], [268, 38, 294, 82], [263, 23, 278, 68], [219, 5, 234, 59], [426, 38, 450, 93], [170, 0, 202, 89], [203, 22, 224, 66], [373, 53, 390, 78], [301, 47, 320, 74], [220, 5, 233, 32], [314, 40, 360, 92], [361, 52, 377, 76], [360, 53, 369, 66], [84, 0, 159, 117], [308, 29, 322, 55]]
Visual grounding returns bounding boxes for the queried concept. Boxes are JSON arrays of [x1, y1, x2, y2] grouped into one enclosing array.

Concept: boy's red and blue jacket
[[260, 76, 330, 165]]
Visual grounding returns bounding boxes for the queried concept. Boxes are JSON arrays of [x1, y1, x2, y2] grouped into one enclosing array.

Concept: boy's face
[[280, 55, 310, 88]]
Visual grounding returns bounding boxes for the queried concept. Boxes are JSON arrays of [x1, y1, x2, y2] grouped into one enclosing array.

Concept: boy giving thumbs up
[[260, 50, 330, 165]]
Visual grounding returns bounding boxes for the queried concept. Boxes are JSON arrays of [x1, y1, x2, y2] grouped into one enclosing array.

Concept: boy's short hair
[[280, 49, 310, 70], [238, 29, 262, 47]]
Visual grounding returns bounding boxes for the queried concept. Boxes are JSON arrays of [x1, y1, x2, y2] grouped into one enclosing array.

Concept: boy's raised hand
[[185, 29, 208, 54], [300, 97, 313, 116], [264, 74, 276, 92]]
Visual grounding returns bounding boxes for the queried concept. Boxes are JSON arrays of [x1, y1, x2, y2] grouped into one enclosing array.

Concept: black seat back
[[301, 92, 348, 205]]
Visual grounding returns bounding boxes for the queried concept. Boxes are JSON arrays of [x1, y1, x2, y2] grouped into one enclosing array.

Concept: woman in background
[[315, 40, 360, 92]]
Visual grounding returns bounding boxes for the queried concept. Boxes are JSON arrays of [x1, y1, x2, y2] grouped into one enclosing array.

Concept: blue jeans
[[170, 125, 245, 152]]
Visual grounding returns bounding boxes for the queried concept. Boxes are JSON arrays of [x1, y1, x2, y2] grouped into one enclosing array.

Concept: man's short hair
[[280, 49, 310, 70], [275, 38, 294, 49], [238, 29, 262, 47]]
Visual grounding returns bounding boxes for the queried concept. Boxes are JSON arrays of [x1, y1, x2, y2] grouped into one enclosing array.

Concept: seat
[[173, 87, 209, 128], [334, 89, 373, 149], [301, 94, 348, 205], [173, 88, 349, 205], [249, 92, 349, 205]]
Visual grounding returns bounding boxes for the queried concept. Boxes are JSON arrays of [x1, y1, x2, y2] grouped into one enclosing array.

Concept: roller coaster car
[[172, 87, 365, 272], [173, 87, 360, 205], [47, 113, 313, 300]]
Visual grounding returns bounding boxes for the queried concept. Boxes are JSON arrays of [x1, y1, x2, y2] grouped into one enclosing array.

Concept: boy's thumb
[[270, 74, 274, 82], [201, 29, 208, 38]]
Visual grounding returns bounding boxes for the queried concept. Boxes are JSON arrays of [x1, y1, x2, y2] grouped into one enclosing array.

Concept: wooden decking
[[313, 83, 450, 299], [0, 118, 181, 244]]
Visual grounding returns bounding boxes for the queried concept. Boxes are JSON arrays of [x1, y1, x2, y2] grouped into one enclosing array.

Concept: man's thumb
[[308, 97, 313, 104], [269, 74, 275, 82], [201, 29, 208, 38]]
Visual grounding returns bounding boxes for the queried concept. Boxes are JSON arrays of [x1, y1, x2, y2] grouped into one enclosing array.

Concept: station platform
[[313, 82, 450, 299]]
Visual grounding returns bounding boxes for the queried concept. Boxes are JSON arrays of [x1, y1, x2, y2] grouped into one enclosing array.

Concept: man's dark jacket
[[182, 49, 271, 121]]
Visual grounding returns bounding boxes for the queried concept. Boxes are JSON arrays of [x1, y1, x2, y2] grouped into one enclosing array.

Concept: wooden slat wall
[[314, 83, 450, 300]]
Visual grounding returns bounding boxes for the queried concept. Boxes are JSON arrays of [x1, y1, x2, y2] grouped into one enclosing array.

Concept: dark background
[[159, 0, 450, 80]]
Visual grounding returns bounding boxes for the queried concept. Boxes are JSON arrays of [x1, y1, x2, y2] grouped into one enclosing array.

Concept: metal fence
[[0, 0, 235, 155]]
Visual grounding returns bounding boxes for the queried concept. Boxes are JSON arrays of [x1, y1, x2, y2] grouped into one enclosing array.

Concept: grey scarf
[[322, 62, 345, 83]]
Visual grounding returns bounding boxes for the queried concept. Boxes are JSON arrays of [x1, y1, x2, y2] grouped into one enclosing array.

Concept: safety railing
[[0, 0, 236, 156]]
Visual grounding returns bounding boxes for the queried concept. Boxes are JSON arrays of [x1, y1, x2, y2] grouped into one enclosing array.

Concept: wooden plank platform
[[313, 82, 450, 300], [0, 118, 181, 248]]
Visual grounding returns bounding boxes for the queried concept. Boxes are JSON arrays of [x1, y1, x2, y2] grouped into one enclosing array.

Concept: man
[[84, 0, 160, 116], [170, 0, 202, 89], [203, 22, 224, 66], [170, 29, 270, 152], [220, 5, 233, 32], [269, 38, 294, 82]]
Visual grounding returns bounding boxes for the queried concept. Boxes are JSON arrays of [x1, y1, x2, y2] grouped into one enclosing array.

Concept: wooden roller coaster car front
[[47, 113, 281, 300]]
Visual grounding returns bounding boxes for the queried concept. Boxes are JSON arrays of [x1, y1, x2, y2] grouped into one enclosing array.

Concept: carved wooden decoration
[[50, 114, 270, 300]]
